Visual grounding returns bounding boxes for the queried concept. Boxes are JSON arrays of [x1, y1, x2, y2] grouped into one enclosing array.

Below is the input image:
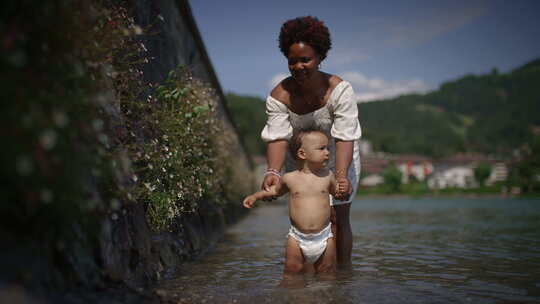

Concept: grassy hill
[[359, 58, 540, 157], [226, 93, 267, 156]]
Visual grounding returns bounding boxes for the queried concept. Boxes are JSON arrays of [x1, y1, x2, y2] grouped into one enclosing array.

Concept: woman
[[261, 16, 361, 265]]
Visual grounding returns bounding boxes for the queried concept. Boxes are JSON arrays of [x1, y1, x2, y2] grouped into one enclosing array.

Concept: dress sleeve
[[331, 82, 362, 141], [261, 96, 293, 142]]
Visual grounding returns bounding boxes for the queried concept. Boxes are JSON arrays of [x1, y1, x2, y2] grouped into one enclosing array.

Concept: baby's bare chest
[[287, 178, 331, 198]]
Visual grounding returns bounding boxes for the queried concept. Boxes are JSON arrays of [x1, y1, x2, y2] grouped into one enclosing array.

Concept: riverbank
[[356, 192, 539, 199], [358, 182, 540, 200]]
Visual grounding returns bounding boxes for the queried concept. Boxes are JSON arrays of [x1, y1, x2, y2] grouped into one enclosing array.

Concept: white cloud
[[267, 73, 288, 90], [383, 2, 489, 47], [341, 71, 432, 103]]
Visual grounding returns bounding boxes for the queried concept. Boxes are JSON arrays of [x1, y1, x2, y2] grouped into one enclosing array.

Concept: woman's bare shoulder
[[270, 77, 293, 105], [328, 74, 343, 87]]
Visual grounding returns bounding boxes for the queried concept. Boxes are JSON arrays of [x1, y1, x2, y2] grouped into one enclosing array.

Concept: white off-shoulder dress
[[261, 80, 362, 205]]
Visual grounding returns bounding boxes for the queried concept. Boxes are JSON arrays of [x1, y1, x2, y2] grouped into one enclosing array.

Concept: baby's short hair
[[289, 127, 327, 160]]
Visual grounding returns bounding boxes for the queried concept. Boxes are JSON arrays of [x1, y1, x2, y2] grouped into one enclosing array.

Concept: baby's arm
[[243, 183, 289, 208]]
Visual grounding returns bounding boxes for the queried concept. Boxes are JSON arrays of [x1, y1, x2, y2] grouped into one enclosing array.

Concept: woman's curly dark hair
[[279, 16, 332, 61]]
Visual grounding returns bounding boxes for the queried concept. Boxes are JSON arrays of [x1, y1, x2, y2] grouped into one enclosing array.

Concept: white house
[[486, 162, 508, 185], [397, 161, 434, 184], [360, 174, 384, 187], [428, 166, 476, 189]]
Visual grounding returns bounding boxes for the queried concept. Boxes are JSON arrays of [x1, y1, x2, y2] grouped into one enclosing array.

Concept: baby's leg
[[314, 237, 337, 274], [279, 236, 306, 288], [284, 236, 304, 274], [303, 263, 315, 274]]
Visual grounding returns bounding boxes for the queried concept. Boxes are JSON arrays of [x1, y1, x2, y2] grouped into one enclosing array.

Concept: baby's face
[[301, 132, 329, 166]]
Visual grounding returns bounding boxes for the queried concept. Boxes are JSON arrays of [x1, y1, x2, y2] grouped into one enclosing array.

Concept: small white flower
[[144, 183, 155, 192], [41, 189, 53, 203], [110, 199, 121, 210], [98, 134, 108, 145], [40, 130, 57, 150], [133, 25, 143, 35], [53, 111, 68, 127], [92, 119, 104, 131], [16, 156, 33, 176]]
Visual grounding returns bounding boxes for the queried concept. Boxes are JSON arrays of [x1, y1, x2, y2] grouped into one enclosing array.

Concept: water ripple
[[153, 198, 540, 303]]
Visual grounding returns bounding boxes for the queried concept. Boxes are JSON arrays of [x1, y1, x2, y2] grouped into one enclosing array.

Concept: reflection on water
[[153, 198, 540, 303]]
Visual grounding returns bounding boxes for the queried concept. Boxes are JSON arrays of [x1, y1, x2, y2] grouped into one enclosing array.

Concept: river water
[[153, 197, 540, 303]]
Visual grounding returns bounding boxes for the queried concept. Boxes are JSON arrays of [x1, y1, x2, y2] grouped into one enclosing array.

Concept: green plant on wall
[[0, 1, 131, 239], [1, 0, 250, 239], [123, 67, 231, 231]]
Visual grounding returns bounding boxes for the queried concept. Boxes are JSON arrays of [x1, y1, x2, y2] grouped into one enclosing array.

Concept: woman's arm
[[331, 82, 361, 200], [261, 139, 288, 191], [335, 140, 353, 200]]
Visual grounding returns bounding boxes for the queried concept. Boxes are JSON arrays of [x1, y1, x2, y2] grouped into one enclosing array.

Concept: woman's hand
[[261, 174, 281, 201], [335, 177, 352, 201]]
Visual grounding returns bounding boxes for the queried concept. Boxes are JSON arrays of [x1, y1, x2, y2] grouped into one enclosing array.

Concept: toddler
[[243, 129, 339, 274]]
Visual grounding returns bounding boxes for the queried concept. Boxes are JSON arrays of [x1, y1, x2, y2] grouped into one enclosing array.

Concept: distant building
[[486, 162, 508, 185], [428, 166, 476, 189], [393, 154, 433, 184], [359, 139, 373, 156], [360, 174, 384, 187], [359, 152, 433, 186], [360, 153, 391, 175], [427, 153, 507, 189]]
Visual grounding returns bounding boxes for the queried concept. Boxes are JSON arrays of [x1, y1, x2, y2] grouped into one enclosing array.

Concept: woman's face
[[287, 42, 321, 84]]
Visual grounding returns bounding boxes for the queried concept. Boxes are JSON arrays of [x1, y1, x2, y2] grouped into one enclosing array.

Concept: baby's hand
[[243, 196, 256, 208], [335, 177, 351, 200]]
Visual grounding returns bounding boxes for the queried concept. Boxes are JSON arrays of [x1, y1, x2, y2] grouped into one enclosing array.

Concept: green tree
[[474, 163, 492, 186], [226, 93, 266, 156], [517, 135, 540, 192], [382, 164, 402, 193]]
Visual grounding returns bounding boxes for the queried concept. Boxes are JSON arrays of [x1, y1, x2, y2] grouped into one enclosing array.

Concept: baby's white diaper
[[288, 222, 333, 264]]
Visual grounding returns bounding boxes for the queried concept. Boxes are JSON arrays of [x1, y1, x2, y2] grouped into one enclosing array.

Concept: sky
[[189, 0, 540, 102]]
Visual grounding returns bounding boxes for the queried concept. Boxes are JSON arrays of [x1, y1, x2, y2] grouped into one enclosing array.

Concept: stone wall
[[94, 0, 253, 287], [0, 1, 253, 301]]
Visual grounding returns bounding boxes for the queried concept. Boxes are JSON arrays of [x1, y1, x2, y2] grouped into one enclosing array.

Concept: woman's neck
[[297, 71, 326, 95]]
